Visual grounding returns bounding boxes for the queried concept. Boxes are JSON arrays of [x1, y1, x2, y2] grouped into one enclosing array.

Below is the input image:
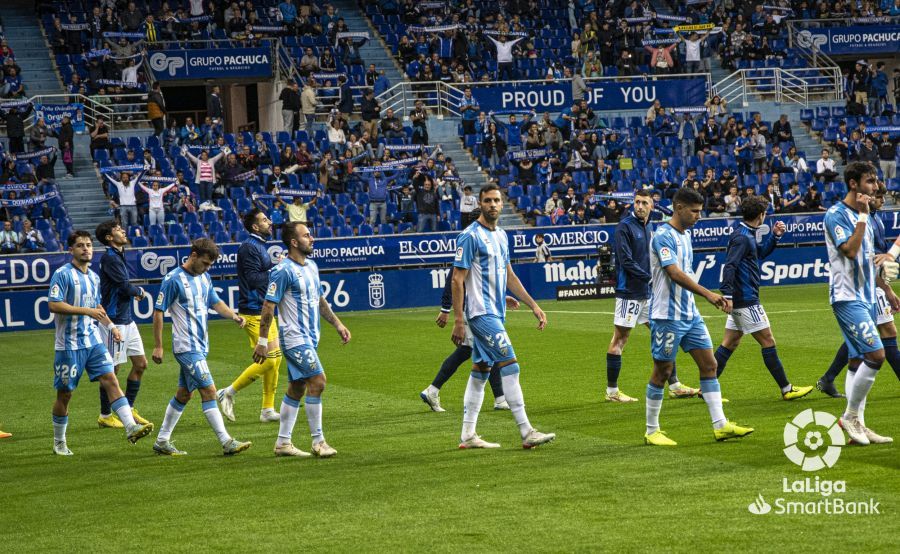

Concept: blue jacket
[[720, 222, 779, 308], [99, 246, 143, 325], [237, 234, 275, 315], [873, 209, 887, 253], [613, 212, 652, 300]]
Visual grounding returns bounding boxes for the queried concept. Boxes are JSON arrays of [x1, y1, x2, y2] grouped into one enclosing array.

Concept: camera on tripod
[[596, 245, 615, 286]]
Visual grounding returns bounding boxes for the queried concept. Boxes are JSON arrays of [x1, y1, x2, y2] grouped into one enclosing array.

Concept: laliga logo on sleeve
[[149, 52, 185, 76], [783, 409, 845, 472]]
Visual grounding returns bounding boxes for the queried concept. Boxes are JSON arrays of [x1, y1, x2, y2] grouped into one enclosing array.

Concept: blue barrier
[[2, 212, 900, 289], [0, 245, 834, 331]]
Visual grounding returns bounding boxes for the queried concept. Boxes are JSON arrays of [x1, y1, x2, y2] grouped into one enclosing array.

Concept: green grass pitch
[[1, 283, 898, 551]]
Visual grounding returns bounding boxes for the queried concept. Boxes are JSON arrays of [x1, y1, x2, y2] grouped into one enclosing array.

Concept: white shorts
[[725, 304, 770, 334], [875, 288, 894, 326], [614, 298, 649, 328], [99, 321, 145, 366]]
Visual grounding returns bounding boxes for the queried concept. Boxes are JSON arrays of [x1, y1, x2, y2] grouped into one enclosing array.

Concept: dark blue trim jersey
[[720, 222, 780, 309], [99, 246, 143, 325], [613, 212, 652, 300], [237, 233, 275, 315]]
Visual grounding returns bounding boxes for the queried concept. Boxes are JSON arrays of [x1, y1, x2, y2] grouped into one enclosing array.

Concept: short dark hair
[[243, 208, 263, 233], [95, 219, 119, 246], [845, 161, 877, 190], [68, 230, 92, 248], [741, 195, 769, 221], [191, 238, 219, 259], [635, 189, 652, 199], [672, 187, 704, 208], [479, 183, 501, 199], [536, 233, 545, 239], [281, 221, 305, 248]]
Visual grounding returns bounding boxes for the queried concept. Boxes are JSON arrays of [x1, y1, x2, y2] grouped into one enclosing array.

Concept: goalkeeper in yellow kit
[[217, 209, 283, 422]]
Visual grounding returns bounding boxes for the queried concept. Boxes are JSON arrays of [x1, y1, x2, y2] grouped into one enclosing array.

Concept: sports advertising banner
[[148, 47, 272, 80], [466, 77, 708, 111], [0, 246, 838, 331], [2, 212, 900, 290], [33, 103, 86, 133], [795, 25, 900, 55]]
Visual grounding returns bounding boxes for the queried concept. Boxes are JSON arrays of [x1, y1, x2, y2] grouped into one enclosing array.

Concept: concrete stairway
[[0, 2, 63, 96], [329, 0, 405, 87]]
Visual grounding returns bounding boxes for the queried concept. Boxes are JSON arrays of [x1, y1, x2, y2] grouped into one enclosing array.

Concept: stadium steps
[[58, 134, 114, 235], [329, 0, 406, 86], [0, 4, 64, 96], [429, 119, 526, 228]]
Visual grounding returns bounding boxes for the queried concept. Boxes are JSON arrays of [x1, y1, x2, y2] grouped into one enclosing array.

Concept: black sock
[[606, 353, 622, 388], [762, 346, 790, 390], [882, 337, 900, 381], [715, 345, 734, 378], [821, 343, 849, 384], [668, 361, 679, 385], [99, 386, 111, 416], [125, 379, 141, 407], [488, 364, 504, 399], [432, 346, 472, 389]]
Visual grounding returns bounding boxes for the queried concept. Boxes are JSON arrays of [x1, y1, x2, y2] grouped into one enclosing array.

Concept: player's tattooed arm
[[253, 301, 277, 363], [320, 297, 351, 344]]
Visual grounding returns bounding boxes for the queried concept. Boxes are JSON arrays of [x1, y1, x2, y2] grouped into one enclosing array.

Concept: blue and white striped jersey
[[650, 223, 699, 321], [824, 202, 876, 305], [48, 263, 104, 351], [154, 267, 222, 354], [266, 257, 322, 350], [453, 222, 510, 320]]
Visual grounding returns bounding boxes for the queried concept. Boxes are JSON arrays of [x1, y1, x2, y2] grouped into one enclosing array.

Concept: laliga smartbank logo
[[747, 409, 880, 516]]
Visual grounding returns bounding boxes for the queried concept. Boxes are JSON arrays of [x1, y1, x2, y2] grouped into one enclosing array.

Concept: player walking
[[643, 188, 753, 446], [823, 164, 896, 445], [217, 209, 284, 423], [420, 265, 515, 413], [95, 220, 152, 429], [452, 184, 555, 449], [254, 222, 350, 458], [48, 231, 154, 455], [818, 183, 900, 405], [606, 189, 699, 402], [712, 196, 813, 400], [151, 239, 252, 456]]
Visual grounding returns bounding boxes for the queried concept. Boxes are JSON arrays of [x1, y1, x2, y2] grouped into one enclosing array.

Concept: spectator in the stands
[[814, 149, 838, 184], [750, 127, 768, 184], [337, 75, 354, 118], [104, 170, 142, 227], [181, 117, 202, 145], [138, 180, 177, 226], [299, 47, 319, 76], [360, 89, 381, 140], [833, 121, 850, 163], [279, 81, 301, 133], [20, 219, 45, 253], [0, 221, 20, 254], [89, 116, 111, 155], [266, 165, 289, 192], [286, 193, 318, 225], [1, 67, 24, 98], [28, 117, 49, 151], [678, 29, 712, 74], [207, 85, 224, 123], [487, 33, 525, 81], [734, 127, 752, 183], [184, 145, 226, 204], [724, 185, 742, 216], [802, 184, 826, 212], [769, 144, 791, 175], [653, 109, 676, 137], [857, 137, 879, 165], [653, 159, 676, 197], [645, 42, 677, 74], [878, 133, 897, 182], [120, 2, 144, 32], [782, 182, 802, 213], [764, 182, 782, 213], [703, 116, 722, 145], [678, 112, 698, 159], [416, 177, 439, 232], [410, 100, 429, 145], [459, 87, 479, 136], [771, 114, 793, 146], [870, 62, 889, 116]]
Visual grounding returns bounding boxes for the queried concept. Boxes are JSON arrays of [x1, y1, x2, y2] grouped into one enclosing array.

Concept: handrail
[[23, 92, 150, 133], [784, 20, 841, 70], [712, 67, 841, 107]]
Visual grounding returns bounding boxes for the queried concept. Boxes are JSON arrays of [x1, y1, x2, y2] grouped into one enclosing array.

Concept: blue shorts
[[469, 315, 517, 366], [284, 345, 325, 382], [649, 316, 713, 362], [833, 301, 883, 359], [174, 352, 215, 392], [53, 344, 115, 392]]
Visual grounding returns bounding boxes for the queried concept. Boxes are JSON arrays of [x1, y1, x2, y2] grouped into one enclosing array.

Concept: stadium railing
[[713, 67, 842, 108], [21, 92, 150, 133]]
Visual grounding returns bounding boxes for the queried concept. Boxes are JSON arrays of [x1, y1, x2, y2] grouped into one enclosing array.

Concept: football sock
[[99, 386, 111, 417], [261, 354, 281, 410], [488, 364, 504, 399], [158, 398, 186, 442], [645, 383, 664, 435], [844, 361, 879, 420], [52, 414, 68, 443], [432, 346, 472, 389], [277, 394, 301, 446], [461, 370, 489, 440], [606, 353, 622, 389], [202, 399, 231, 445], [304, 396, 323, 445], [125, 379, 140, 407], [761, 346, 791, 391], [881, 337, 900, 381], [714, 345, 733, 377], [822, 343, 849, 384], [500, 364, 531, 439], [111, 396, 137, 428], [700, 378, 726, 429], [845, 370, 868, 428]]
